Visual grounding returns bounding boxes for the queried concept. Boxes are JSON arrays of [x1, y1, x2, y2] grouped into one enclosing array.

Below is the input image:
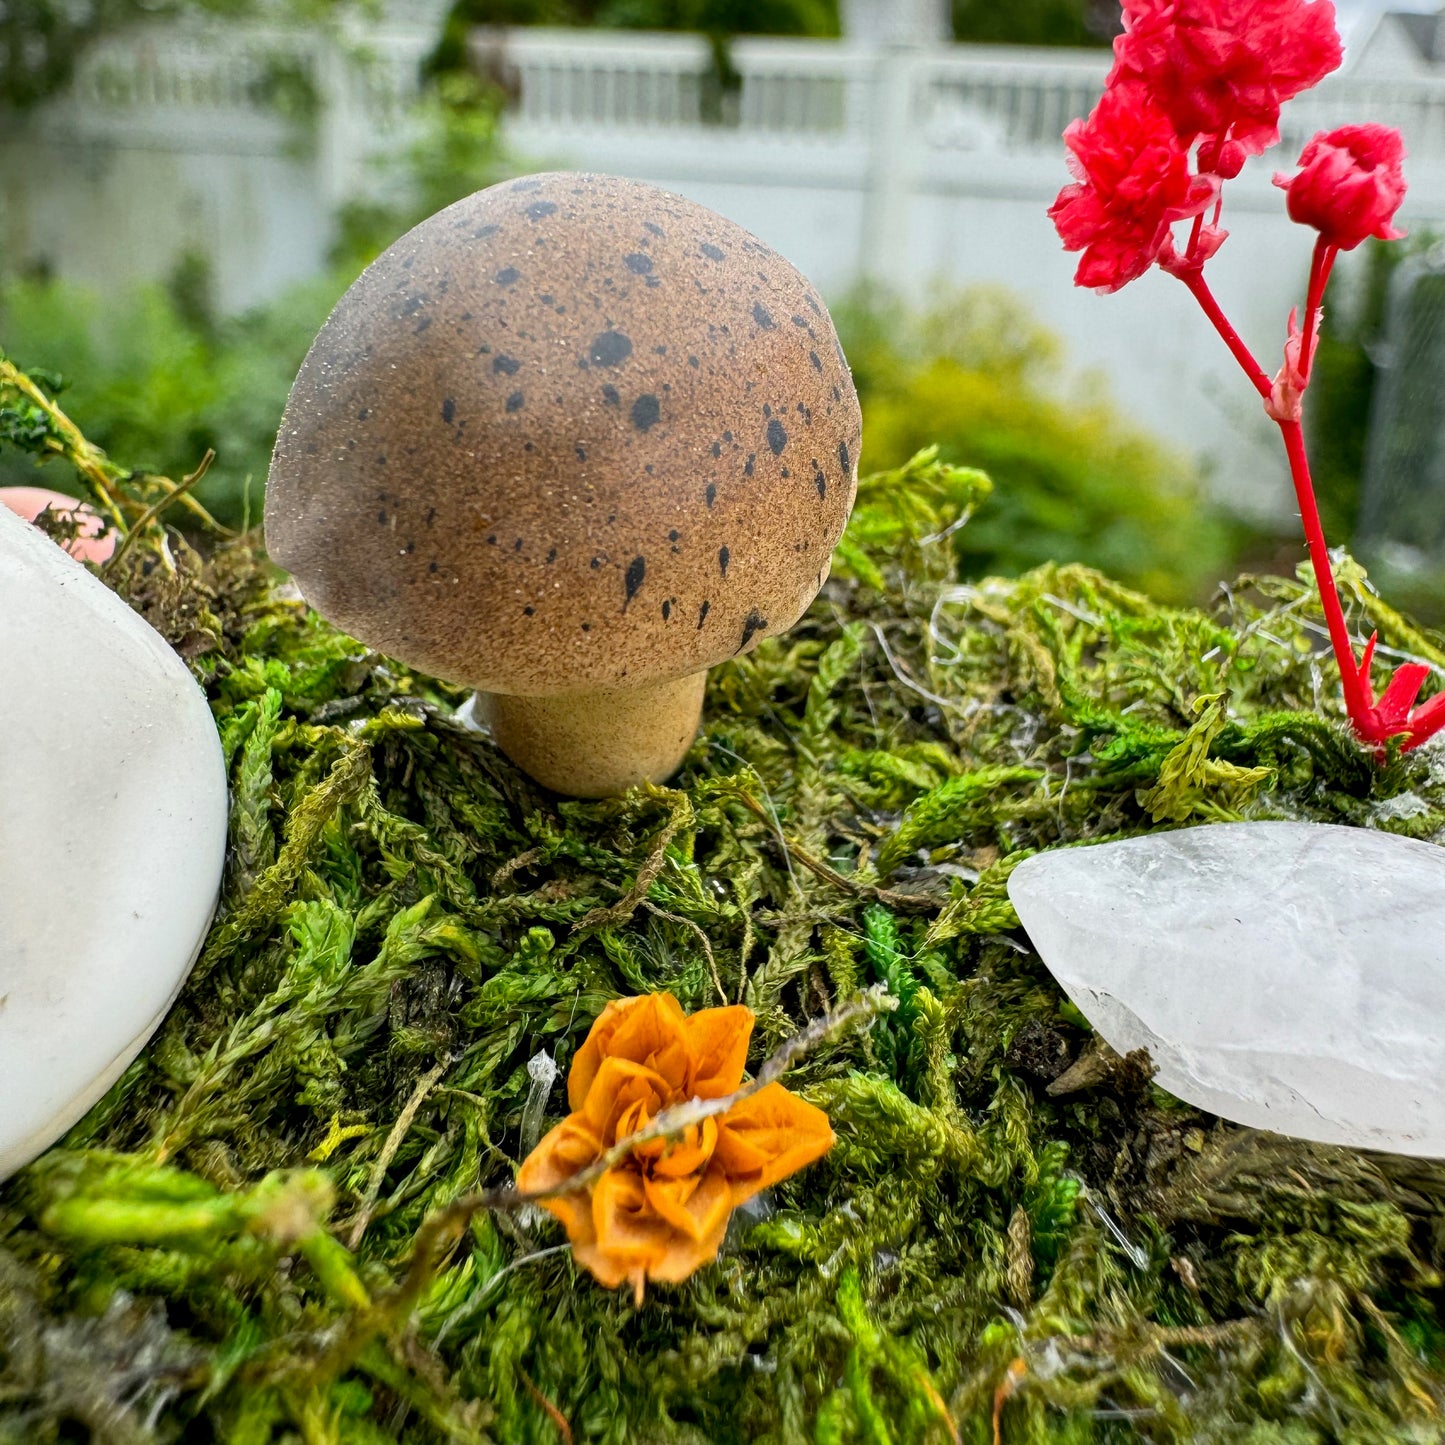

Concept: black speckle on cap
[[526, 200, 558, 220], [809, 350, 822, 371], [719, 545, 730, 577], [661, 599, 672, 621], [744, 453, 755, 477], [441, 398, 456, 424], [590, 330, 633, 367], [698, 599, 711, 628], [752, 303, 775, 330], [624, 252, 653, 274], [631, 394, 661, 432], [739, 610, 768, 651], [767, 419, 788, 456], [493, 354, 521, 375], [357, 407, 371, 420], [494, 267, 520, 286], [813, 465, 827, 499], [602, 384, 621, 406], [624, 555, 646, 606], [839, 440, 851, 475], [705, 483, 717, 508], [700, 243, 725, 261], [506, 391, 525, 412]]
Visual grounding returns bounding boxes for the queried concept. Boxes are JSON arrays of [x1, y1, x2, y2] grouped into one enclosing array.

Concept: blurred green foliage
[[0, 268, 330, 528], [834, 284, 1237, 604], [1308, 239, 1402, 541], [951, 0, 1115, 46], [434, 0, 837, 34], [0, 0, 366, 111], [0, 72, 508, 527]]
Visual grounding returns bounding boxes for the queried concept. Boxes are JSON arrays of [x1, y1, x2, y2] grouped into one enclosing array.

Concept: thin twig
[[519, 1367, 574, 1443], [572, 791, 693, 933], [347, 1057, 452, 1250], [103, 449, 214, 574], [724, 787, 937, 913], [642, 900, 727, 1005]]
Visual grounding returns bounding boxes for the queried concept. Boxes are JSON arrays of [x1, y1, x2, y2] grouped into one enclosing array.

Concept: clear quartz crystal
[[1008, 822, 1445, 1156]]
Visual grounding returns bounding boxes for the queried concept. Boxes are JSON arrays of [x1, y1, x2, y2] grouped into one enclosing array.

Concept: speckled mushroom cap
[[265, 172, 861, 697]]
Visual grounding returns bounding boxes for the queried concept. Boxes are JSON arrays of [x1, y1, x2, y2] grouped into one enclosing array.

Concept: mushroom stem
[[473, 671, 707, 797]]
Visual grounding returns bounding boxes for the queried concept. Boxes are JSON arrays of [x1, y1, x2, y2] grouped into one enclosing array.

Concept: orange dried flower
[[517, 993, 834, 1303]]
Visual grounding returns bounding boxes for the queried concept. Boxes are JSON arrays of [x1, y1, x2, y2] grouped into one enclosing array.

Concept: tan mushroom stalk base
[[473, 671, 707, 798]]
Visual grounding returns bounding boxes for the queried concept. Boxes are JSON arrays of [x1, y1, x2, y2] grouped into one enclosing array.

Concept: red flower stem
[[1275, 417, 1370, 715], [1176, 260, 1371, 725], [1186, 212, 1204, 260], [1177, 268, 1272, 399], [1297, 237, 1336, 388]]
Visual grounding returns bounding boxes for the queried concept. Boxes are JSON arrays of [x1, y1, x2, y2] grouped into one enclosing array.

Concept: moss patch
[[4, 430, 1445, 1442]]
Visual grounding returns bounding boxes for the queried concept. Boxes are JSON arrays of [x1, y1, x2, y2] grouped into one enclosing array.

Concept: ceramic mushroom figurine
[[266, 172, 861, 796]]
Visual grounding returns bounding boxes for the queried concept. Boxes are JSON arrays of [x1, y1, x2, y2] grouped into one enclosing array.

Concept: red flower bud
[[1273, 124, 1407, 250], [1049, 83, 1216, 293]]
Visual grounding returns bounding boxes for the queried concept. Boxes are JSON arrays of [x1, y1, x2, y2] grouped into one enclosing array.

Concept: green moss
[[5, 378, 1445, 1441]]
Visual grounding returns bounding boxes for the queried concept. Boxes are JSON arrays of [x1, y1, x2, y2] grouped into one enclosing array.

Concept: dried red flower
[[516, 994, 834, 1304], [1112, 0, 1343, 177], [1273, 125, 1407, 250], [1049, 84, 1216, 292]]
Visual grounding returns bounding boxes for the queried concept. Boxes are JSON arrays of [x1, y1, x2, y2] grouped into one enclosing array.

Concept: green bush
[[835, 284, 1239, 603], [433, 0, 838, 34], [0, 263, 314, 525], [951, 0, 1114, 46], [0, 73, 508, 527], [0, 268, 342, 527]]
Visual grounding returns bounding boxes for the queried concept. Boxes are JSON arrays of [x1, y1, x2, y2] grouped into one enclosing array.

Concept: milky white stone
[[1008, 822, 1445, 1156], [0, 504, 227, 1179]]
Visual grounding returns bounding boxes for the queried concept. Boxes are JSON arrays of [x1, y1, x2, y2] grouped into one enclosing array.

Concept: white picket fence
[[7, 17, 1445, 517]]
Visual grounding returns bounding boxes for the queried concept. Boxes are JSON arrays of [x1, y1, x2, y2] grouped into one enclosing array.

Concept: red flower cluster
[[1048, 86, 1215, 292], [1112, 0, 1342, 178], [1274, 124, 1408, 250], [1051, 0, 1346, 288]]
